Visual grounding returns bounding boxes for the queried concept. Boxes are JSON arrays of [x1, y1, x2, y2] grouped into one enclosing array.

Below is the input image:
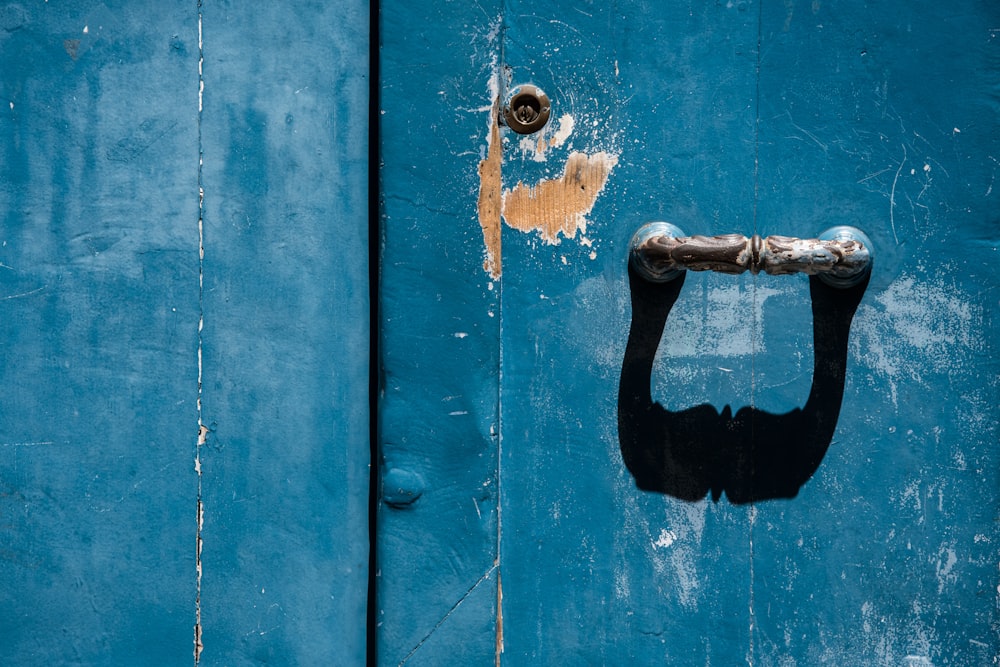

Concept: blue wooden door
[[378, 1, 998, 664], [1, 2, 369, 664]]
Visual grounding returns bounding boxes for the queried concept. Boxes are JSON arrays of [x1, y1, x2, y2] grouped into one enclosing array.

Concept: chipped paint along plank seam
[[477, 96, 619, 279]]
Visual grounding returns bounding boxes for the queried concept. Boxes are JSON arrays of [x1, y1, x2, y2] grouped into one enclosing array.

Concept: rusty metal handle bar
[[629, 223, 873, 288]]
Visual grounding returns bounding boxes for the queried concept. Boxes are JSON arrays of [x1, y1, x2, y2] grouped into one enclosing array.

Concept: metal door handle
[[629, 223, 873, 287]]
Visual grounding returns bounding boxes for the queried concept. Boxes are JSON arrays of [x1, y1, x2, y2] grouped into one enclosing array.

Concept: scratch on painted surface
[[0, 286, 45, 301], [397, 564, 498, 666], [0, 440, 56, 447], [502, 151, 619, 244], [195, 7, 206, 661]]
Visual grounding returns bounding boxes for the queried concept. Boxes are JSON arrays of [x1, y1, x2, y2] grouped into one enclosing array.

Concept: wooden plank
[[751, 2, 1000, 662], [0, 3, 197, 663], [196, 1, 370, 663], [488, 1, 999, 664], [497, 2, 759, 662], [376, 1, 504, 664]]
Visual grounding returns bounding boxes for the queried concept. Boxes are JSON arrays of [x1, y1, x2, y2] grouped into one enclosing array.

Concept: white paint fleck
[[898, 480, 922, 511], [549, 114, 575, 148], [614, 567, 630, 600], [935, 544, 958, 594], [638, 499, 711, 612], [513, 113, 574, 162], [453, 332, 468, 339], [448, 410, 468, 416], [652, 529, 677, 549], [518, 135, 546, 162]]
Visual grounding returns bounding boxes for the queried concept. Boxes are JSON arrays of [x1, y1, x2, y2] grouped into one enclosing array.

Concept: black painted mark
[[63, 38, 80, 60], [618, 265, 869, 504]]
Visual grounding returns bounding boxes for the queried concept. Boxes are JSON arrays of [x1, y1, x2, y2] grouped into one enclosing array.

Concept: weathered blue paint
[[197, 2, 370, 664], [750, 3, 999, 663], [381, 0, 998, 665], [0, 2, 369, 664], [0, 4, 198, 663], [499, 4, 758, 663], [376, 1, 503, 664]]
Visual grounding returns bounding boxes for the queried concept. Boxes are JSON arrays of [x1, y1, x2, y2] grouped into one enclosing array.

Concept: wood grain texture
[[502, 151, 619, 244], [478, 97, 503, 279]]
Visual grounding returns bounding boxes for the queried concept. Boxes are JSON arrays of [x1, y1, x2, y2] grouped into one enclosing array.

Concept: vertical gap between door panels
[[495, 11, 507, 666], [747, 1, 764, 665], [194, 2, 206, 664], [367, 0, 381, 664]]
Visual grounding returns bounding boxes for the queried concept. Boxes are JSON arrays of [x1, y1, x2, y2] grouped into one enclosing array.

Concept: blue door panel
[[751, 3, 999, 663], [376, 1, 503, 664], [499, 2, 760, 662], [0, 3, 199, 663], [380, 0, 999, 665], [1, 2, 370, 664], [197, 2, 370, 664]]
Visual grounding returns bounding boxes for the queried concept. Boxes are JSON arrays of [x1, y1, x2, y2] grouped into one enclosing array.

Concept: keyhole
[[514, 100, 539, 124], [503, 84, 551, 135]]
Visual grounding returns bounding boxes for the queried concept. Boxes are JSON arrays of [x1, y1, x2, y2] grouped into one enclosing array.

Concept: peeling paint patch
[[659, 284, 786, 359], [935, 543, 958, 594], [476, 98, 618, 276], [547, 114, 575, 149], [477, 96, 503, 279], [475, 77, 619, 276], [517, 113, 576, 161], [501, 151, 619, 244]]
